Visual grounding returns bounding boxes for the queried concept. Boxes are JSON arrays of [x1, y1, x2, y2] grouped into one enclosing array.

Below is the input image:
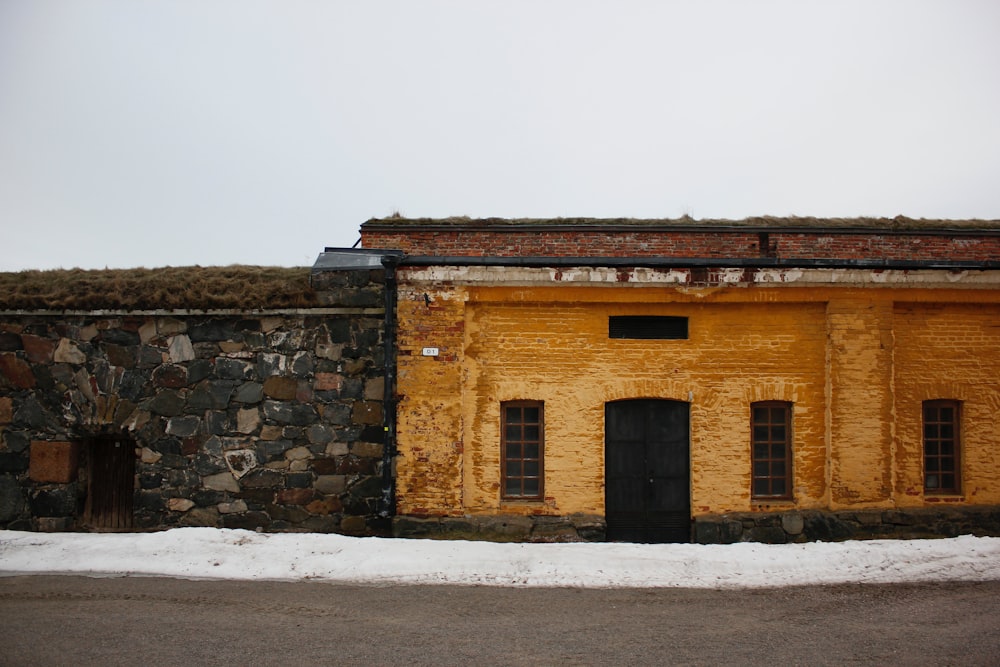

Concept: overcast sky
[[1, 1, 998, 271]]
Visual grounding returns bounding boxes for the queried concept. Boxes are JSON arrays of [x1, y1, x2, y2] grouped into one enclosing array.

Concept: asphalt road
[[1, 576, 999, 666]]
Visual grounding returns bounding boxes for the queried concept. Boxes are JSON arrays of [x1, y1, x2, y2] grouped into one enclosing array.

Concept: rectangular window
[[501, 401, 544, 500], [923, 400, 961, 494], [609, 316, 688, 340], [751, 401, 792, 499]]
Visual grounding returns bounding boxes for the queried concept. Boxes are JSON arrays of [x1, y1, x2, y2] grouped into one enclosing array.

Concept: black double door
[[605, 399, 691, 543]]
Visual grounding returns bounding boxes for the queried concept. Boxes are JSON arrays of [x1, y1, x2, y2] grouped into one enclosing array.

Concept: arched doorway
[[605, 399, 690, 542]]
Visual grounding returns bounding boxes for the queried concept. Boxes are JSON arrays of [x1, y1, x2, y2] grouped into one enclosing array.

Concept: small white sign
[[422, 347, 439, 357]]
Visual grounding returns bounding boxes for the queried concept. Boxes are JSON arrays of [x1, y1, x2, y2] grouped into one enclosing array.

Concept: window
[[501, 401, 543, 499], [609, 316, 688, 339], [923, 400, 960, 494], [751, 402, 791, 499]]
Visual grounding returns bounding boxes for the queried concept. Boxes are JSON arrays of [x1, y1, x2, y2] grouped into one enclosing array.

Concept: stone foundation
[[392, 507, 1000, 544], [393, 514, 607, 542], [694, 507, 1000, 544]]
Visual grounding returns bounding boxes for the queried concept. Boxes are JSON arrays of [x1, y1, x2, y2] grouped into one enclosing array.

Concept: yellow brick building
[[359, 218, 1000, 542]]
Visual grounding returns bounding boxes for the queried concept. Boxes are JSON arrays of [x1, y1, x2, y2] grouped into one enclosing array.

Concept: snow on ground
[[1, 529, 999, 589]]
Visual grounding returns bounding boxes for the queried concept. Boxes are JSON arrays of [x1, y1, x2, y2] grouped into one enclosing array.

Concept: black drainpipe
[[378, 253, 402, 520]]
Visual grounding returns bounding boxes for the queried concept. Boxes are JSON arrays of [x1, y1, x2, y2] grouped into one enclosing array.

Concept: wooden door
[[605, 399, 690, 542]]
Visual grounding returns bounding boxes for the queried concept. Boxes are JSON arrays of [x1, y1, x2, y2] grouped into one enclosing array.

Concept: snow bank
[[2, 529, 999, 589]]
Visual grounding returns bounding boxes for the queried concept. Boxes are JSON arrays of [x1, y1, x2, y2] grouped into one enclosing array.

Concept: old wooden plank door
[[84, 435, 135, 531], [605, 399, 690, 543]]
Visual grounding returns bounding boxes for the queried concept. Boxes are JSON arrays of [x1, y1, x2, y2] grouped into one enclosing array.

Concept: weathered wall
[[0, 269, 389, 534], [392, 266, 1000, 540], [362, 221, 1000, 263]]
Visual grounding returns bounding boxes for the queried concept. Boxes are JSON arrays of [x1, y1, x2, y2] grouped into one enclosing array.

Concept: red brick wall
[[361, 227, 1000, 262]]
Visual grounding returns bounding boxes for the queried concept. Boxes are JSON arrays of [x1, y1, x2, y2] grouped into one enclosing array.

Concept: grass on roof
[[0, 266, 320, 311]]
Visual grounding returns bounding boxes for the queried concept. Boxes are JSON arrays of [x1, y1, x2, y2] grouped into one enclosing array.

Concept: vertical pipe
[[379, 254, 401, 519]]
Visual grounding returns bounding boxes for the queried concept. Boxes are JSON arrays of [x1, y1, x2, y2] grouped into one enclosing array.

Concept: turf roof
[[363, 215, 1000, 231], [0, 266, 319, 311]]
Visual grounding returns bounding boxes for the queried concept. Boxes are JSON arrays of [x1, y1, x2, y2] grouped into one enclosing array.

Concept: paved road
[[2, 576, 999, 666]]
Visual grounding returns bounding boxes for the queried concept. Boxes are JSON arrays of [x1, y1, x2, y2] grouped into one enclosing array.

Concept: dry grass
[[364, 215, 1000, 230], [0, 266, 321, 311]]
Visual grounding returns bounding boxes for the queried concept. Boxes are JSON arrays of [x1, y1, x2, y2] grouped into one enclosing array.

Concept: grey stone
[[744, 525, 787, 544], [314, 475, 346, 495], [13, 397, 58, 430], [263, 400, 318, 426], [240, 468, 283, 489], [3, 431, 30, 453], [37, 517, 74, 532], [147, 389, 185, 416], [781, 513, 805, 535], [186, 359, 214, 384], [215, 357, 252, 381], [233, 382, 264, 404], [29, 487, 77, 517], [203, 471, 240, 493], [0, 453, 28, 473], [166, 415, 201, 437], [289, 353, 313, 379], [99, 328, 140, 346], [257, 353, 287, 378], [188, 320, 236, 343], [186, 380, 235, 411], [178, 507, 220, 527], [0, 475, 25, 521], [221, 511, 271, 531]]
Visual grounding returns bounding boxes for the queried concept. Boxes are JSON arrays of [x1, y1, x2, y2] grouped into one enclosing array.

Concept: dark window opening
[[609, 316, 688, 340], [751, 401, 792, 499], [501, 401, 544, 500], [924, 400, 961, 494]]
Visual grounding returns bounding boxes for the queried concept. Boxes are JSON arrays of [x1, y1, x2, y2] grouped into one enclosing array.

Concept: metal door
[[605, 399, 690, 542], [84, 435, 135, 530]]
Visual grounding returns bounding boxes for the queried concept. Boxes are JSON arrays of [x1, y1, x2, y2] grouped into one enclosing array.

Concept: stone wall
[[0, 268, 390, 534]]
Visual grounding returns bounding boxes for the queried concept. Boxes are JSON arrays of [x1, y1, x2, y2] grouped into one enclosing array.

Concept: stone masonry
[[0, 268, 389, 534]]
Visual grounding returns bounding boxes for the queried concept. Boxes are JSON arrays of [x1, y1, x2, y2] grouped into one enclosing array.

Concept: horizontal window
[[609, 316, 688, 340]]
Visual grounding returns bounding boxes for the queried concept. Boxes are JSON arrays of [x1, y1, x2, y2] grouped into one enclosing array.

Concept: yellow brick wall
[[893, 302, 1000, 506], [394, 280, 1000, 518]]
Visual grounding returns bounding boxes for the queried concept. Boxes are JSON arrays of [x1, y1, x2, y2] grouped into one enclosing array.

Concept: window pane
[[752, 407, 769, 423], [940, 407, 953, 422], [522, 478, 539, 496], [523, 407, 539, 423], [523, 460, 539, 477], [924, 442, 939, 457], [505, 407, 523, 425], [753, 461, 770, 477], [771, 443, 785, 460], [771, 425, 786, 442], [753, 426, 770, 442], [506, 425, 522, 441], [523, 425, 540, 441], [506, 443, 521, 459], [772, 461, 786, 477], [771, 479, 786, 496], [924, 424, 939, 440], [753, 479, 770, 496], [753, 443, 769, 460], [523, 443, 539, 460], [506, 480, 522, 496], [925, 474, 939, 489], [941, 424, 954, 439], [506, 461, 521, 478]]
